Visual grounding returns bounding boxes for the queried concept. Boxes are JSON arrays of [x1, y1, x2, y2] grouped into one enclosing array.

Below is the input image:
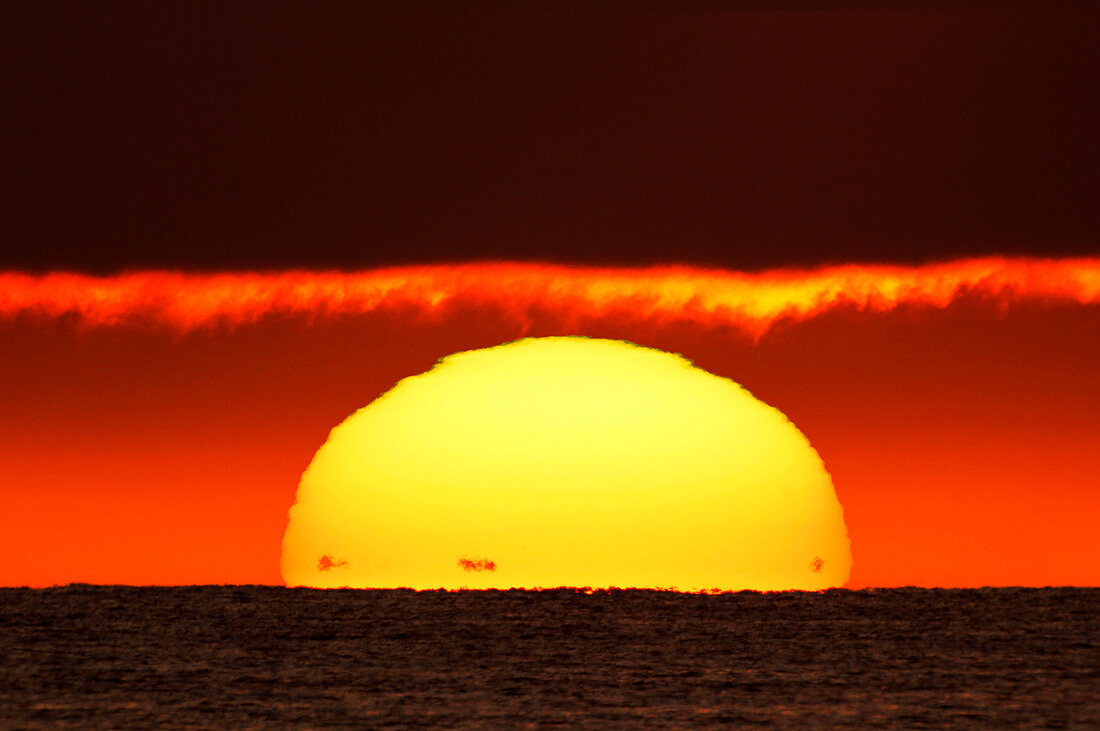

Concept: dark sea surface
[[1, 586, 1096, 728]]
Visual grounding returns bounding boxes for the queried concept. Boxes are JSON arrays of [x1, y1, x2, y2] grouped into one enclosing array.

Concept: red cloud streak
[[2, 258, 1098, 334]]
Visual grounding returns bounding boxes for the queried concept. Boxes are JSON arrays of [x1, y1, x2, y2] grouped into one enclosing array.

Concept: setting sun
[[281, 337, 852, 590]]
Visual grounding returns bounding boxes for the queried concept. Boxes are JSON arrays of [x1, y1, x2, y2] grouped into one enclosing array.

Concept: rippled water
[[2, 586, 1096, 727]]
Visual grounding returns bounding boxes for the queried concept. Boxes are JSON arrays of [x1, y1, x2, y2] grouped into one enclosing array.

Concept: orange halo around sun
[[281, 337, 852, 591]]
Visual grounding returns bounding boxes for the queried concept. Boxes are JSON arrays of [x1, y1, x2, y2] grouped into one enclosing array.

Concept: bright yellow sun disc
[[281, 337, 852, 590]]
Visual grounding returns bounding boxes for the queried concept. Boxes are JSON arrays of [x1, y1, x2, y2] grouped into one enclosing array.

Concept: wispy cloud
[[3, 257, 1098, 335]]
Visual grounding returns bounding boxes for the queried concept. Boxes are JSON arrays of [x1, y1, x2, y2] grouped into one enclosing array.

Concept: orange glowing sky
[[4, 3, 1097, 592], [1, 257, 1097, 589]]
